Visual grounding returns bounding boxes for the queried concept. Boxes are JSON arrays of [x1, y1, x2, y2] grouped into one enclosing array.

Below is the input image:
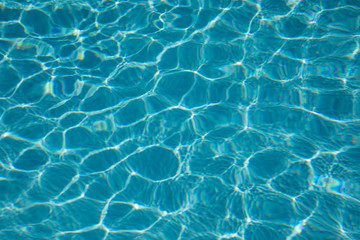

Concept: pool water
[[0, 0, 360, 239]]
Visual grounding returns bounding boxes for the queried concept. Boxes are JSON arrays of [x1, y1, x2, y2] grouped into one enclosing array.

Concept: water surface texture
[[1, 0, 360, 239]]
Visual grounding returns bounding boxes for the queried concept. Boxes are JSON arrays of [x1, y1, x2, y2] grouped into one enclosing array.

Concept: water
[[0, 0, 360, 239]]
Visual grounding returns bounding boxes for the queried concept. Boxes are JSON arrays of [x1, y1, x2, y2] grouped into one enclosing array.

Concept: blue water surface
[[0, 0, 360, 239]]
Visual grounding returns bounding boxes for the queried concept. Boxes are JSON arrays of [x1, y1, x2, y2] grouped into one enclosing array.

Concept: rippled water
[[0, 0, 360, 239]]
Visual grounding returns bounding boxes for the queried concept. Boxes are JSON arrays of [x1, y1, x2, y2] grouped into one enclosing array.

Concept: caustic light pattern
[[0, 0, 360, 239]]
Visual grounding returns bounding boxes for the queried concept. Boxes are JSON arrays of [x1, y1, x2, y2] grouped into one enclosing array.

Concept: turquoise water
[[0, 0, 360, 239]]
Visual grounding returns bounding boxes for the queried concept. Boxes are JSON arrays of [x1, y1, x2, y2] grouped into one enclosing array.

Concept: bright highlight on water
[[0, 0, 359, 239]]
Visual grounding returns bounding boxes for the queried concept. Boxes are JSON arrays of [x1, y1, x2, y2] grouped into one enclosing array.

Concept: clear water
[[0, 0, 360, 239]]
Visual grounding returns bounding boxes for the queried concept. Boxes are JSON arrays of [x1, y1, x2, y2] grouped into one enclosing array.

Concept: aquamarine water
[[0, 0, 360, 239]]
